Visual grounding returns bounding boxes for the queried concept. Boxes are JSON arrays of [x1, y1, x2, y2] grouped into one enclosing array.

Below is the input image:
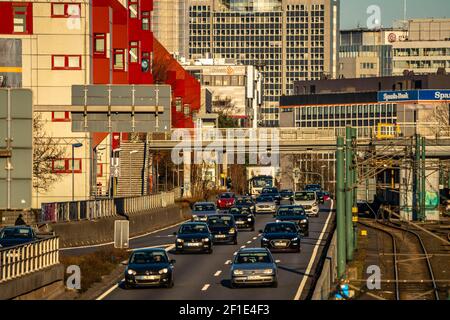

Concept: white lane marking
[[258, 233, 262, 236], [96, 244, 175, 300], [240, 245, 246, 249], [126, 243, 173, 252], [275, 260, 281, 263], [246, 240, 252, 244], [252, 237, 257, 240], [61, 220, 188, 251], [225, 260, 232, 265], [293, 199, 334, 300], [214, 270, 222, 277], [201, 284, 210, 291], [233, 252, 237, 256]]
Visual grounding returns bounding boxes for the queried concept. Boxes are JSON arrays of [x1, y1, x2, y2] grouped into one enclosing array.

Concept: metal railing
[[0, 237, 60, 283], [40, 188, 180, 224]]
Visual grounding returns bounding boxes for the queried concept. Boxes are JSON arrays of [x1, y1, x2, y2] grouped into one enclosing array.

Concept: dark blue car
[[0, 226, 38, 248]]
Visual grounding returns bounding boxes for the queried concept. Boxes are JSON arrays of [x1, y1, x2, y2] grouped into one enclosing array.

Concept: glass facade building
[[187, 0, 339, 126]]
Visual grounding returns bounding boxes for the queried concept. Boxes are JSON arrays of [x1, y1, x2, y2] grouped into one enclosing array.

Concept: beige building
[[392, 19, 450, 76]]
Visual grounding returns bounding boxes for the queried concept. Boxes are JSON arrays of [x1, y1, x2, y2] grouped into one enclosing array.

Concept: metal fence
[[40, 188, 180, 224], [311, 231, 337, 300], [0, 237, 59, 283]]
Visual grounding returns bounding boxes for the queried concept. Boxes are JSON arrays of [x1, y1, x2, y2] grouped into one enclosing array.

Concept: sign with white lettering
[[378, 90, 450, 103]]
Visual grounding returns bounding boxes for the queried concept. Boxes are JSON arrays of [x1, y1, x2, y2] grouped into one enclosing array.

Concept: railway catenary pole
[[352, 127, 358, 251], [345, 127, 354, 261], [336, 136, 346, 278], [421, 136, 426, 221], [413, 134, 420, 221]]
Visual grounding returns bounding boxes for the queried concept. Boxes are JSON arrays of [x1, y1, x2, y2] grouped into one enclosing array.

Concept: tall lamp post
[[129, 150, 138, 196], [72, 143, 83, 201]]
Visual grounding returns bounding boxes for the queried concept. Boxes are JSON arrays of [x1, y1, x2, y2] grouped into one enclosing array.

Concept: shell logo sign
[[388, 33, 397, 43], [226, 66, 234, 75]]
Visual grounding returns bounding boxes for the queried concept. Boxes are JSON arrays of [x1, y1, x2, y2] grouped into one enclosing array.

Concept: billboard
[[0, 39, 22, 88], [378, 90, 450, 103], [0, 89, 33, 209]]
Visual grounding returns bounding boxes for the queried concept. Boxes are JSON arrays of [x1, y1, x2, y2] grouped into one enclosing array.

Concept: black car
[[261, 187, 281, 203], [260, 221, 302, 253], [228, 207, 255, 231], [274, 205, 309, 237], [0, 226, 38, 248], [207, 214, 238, 244], [279, 189, 294, 201], [124, 248, 175, 288], [234, 197, 256, 214], [174, 222, 213, 253]]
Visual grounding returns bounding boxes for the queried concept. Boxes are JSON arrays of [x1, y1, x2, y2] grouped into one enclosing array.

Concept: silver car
[[293, 191, 320, 217], [230, 248, 278, 288], [254, 195, 277, 214]]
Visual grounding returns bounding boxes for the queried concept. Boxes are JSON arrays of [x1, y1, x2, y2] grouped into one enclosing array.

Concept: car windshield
[[295, 192, 315, 201], [179, 224, 209, 234], [256, 196, 274, 203], [277, 207, 305, 216], [305, 184, 321, 190], [229, 208, 242, 215], [264, 223, 297, 233], [0, 228, 32, 239], [280, 190, 293, 194], [208, 216, 233, 226], [252, 179, 273, 188], [219, 193, 232, 199], [262, 188, 277, 193], [130, 251, 168, 264], [193, 204, 215, 211], [235, 252, 272, 264]]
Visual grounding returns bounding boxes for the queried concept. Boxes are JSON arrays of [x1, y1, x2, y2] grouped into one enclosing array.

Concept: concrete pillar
[[400, 160, 413, 221], [183, 152, 192, 198], [425, 159, 440, 221]]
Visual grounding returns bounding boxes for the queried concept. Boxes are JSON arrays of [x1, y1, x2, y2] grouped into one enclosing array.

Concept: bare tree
[[424, 102, 450, 137], [33, 113, 66, 192], [214, 97, 239, 128]]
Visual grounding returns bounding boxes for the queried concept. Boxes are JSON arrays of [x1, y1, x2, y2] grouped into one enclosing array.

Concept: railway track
[[358, 219, 440, 300]]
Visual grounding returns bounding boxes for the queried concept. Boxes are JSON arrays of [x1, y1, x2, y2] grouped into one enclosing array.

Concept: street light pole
[[72, 143, 83, 201]]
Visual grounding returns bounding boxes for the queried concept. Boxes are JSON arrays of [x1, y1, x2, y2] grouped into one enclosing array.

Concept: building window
[[52, 55, 81, 70], [129, 0, 138, 18], [51, 112, 70, 122], [51, 3, 81, 18], [175, 97, 182, 112], [52, 159, 82, 174], [113, 49, 125, 70], [183, 104, 190, 116], [142, 11, 150, 30], [13, 6, 27, 33], [129, 41, 139, 63], [94, 33, 106, 56], [97, 163, 103, 177]]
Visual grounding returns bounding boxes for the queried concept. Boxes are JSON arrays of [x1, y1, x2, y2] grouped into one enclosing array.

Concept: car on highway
[[260, 221, 302, 252], [230, 247, 278, 288], [304, 184, 322, 192], [0, 226, 38, 248], [254, 195, 277, 214], [228, 207, 255, 231], [293, 191, 320, 217], [279, 189, 294, 201], [124, 248, 175, 289], [216, 192, 237, 210], [207, 214, 238, 244], [191, 202, 217, 222], [234, 196, 256, 214], [261, 187, 281, 203], [274, 205, 309, 237], [174, 222, 213, 253]]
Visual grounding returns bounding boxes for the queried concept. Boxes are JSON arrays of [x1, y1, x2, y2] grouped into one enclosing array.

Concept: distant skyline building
[[186, 0, 340, 126]]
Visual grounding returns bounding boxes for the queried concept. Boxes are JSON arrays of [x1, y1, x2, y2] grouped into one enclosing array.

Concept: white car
[[254, 195, 277, 214], [293, 191, 319, 217]]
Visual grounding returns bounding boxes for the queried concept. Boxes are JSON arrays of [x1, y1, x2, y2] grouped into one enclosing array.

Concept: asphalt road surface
[[98, 200, 335, 300]]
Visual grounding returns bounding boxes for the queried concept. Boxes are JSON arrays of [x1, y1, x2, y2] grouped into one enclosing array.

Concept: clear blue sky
[[341, 0, 450, 29]]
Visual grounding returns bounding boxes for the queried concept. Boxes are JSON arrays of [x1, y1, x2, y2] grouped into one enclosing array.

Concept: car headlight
[[262, 237, 269, 242], [233, 269, 244, 275], [313, 202, 318, 207], [159, 268, 168, 274], [176, 238, 184, 243], [247, 218, 252, 222], [127, 269, 136, 275], [229, 228, 236, 234], [263, 269, 274, 275], [292, 237, 299, 242], [301, 219, 308, 223], [203, 238, 210, 242]]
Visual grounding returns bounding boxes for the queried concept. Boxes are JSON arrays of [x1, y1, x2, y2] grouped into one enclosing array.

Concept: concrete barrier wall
[[50, 204, 187, 248], [311, 231, 337, 300]]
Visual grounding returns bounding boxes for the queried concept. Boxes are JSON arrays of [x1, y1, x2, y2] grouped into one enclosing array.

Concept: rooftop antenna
[[403, 0, 407, 21]]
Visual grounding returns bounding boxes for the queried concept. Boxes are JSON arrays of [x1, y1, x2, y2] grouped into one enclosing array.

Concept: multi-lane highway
[[97, 200, 335, 300]]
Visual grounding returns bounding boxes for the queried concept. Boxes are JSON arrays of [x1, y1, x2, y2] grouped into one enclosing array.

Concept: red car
[[216, 192, 236, 209]]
